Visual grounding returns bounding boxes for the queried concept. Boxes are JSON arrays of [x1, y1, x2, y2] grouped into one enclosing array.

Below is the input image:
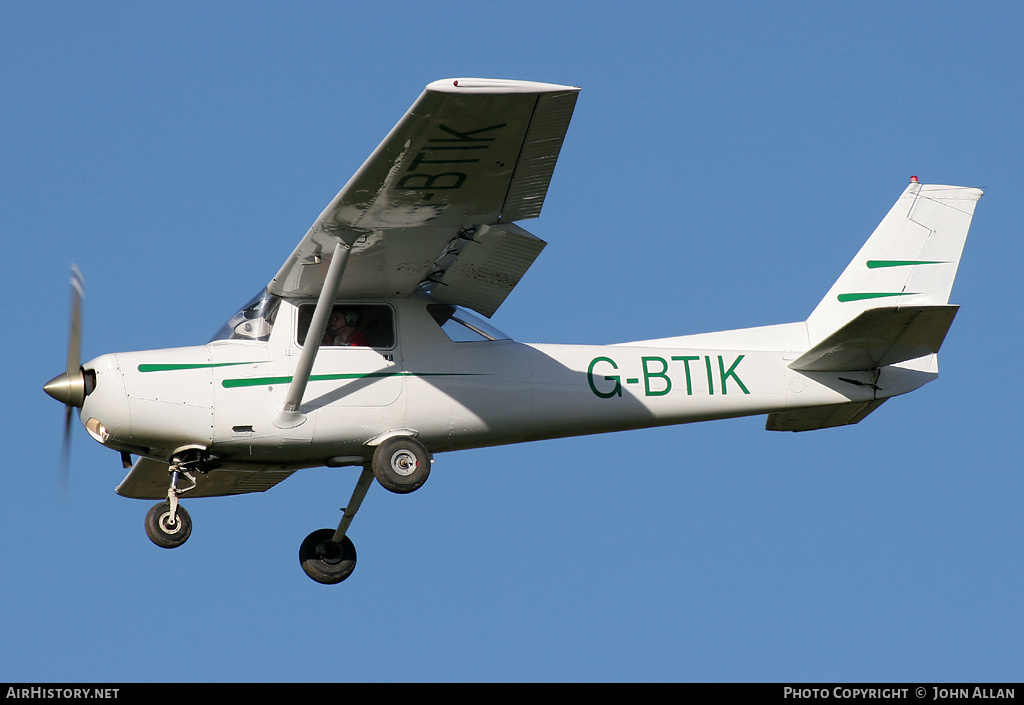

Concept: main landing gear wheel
[[372, 436, 430, 494], [144, 501, 192, 549], [299, 529, 357, 584]]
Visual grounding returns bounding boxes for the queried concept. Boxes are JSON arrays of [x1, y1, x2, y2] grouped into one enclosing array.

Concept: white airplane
[[44, 78, 982, 584]]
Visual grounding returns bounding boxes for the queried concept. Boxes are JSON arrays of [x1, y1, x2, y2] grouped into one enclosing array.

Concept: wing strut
[[272, 240, 351, 429]]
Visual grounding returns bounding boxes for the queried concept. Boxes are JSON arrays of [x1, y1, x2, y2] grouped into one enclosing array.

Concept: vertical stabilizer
[[805, 180, 983, 347]]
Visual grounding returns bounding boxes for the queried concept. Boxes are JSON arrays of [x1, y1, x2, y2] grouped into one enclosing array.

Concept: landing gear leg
[[299, 465, 374, 584], [144, 464, 197, 549]]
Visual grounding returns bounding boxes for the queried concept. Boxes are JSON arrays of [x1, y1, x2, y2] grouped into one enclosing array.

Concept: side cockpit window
[[427, 304, 510, 342], [210, 290, 282, 342], [297, 304, 395, 348]]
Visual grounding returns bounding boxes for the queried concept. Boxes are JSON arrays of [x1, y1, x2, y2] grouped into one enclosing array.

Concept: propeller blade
[[58, 404, 72, 496], [67, 264, 84, 379], [54, 264, 85, 497]]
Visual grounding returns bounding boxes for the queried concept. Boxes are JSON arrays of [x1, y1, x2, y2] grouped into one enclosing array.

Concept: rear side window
[[427, 304, 510, 342]]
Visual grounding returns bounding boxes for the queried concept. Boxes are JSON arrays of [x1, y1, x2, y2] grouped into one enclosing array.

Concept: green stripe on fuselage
[[221, 372, 484, 388], [138, 361, 268, 372]]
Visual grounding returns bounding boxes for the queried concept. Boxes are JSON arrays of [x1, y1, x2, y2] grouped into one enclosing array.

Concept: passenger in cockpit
[[323, 307, 368, 347]]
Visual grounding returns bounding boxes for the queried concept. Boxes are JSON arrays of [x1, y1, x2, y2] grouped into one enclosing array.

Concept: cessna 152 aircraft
[[44, 78, 982, 584]]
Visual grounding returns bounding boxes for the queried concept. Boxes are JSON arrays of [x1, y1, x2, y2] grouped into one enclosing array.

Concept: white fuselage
[[79, 293, 927, 472]]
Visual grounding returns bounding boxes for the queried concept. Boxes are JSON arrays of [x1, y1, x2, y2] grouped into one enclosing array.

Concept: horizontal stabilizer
[[116, 457, 296, 499], [766, 399, 888, 432], [791, 305, 958, 372]]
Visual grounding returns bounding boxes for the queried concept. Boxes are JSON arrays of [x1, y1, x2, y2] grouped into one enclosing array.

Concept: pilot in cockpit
[[323, 307, 368, 347]]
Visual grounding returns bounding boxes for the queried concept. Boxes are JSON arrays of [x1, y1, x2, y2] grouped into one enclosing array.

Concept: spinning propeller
[[43, 265, 86, 493]]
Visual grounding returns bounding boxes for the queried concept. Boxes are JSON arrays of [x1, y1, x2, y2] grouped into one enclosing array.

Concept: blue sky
[[3, 2, 1022, 683]]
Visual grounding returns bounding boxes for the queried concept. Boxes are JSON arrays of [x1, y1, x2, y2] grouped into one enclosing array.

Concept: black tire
[[144, 501, 192, 549], [299, 529, 357, 585], [372, 436, 430, 494]]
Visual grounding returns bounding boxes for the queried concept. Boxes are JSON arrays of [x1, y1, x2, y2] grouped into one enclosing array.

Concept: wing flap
[[429, 223, 547, 317], [116, 457, 297, 499], [791, 305, 958, 372]]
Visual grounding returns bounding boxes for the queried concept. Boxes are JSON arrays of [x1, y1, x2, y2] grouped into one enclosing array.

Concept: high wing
[[268, 78, 580, 317]]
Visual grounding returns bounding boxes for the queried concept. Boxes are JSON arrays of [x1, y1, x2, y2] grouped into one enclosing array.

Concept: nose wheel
[[143, 453, 201, 549], [145, 501, 192, 548]]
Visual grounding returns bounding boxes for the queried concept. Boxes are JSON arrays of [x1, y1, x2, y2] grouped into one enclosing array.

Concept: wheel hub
[[315, 540, 343, 565], [391, 451, 417, 476], [159, 512, 182, 534]]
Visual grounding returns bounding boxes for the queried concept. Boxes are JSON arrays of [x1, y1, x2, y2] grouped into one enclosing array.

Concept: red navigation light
[[910, 175, 919, 183]]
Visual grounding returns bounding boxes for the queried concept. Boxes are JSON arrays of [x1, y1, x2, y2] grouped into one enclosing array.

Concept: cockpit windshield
[[427, 304, 511, 342], [209, 289, 282, 342]]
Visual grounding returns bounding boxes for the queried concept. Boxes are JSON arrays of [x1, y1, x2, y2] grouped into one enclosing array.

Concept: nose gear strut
[[143, 449, 214, 549]]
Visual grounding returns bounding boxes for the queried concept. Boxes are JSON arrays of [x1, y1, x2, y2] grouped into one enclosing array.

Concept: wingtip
[[427, 78, 580, 94]]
